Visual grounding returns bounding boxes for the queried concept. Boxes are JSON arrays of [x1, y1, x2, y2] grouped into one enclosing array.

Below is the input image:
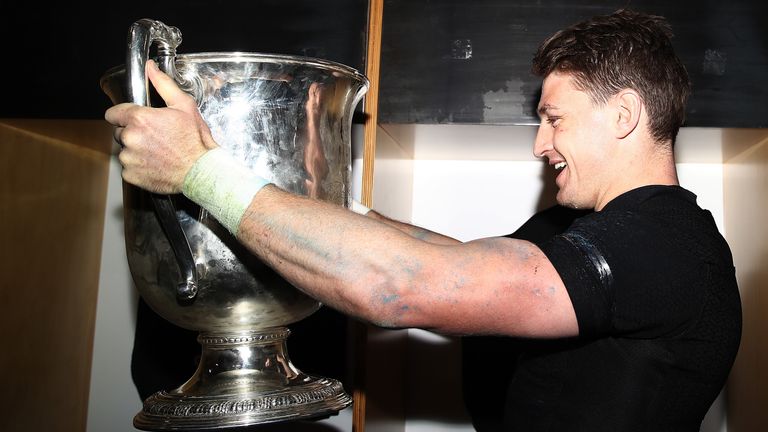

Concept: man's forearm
[[180, 145, 457, 326], [235, 186, 441, 328], [365, 210, 460, 245]]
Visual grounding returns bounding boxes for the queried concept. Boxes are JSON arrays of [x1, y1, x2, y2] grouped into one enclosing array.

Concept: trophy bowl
[[101, 19, 368, 430]]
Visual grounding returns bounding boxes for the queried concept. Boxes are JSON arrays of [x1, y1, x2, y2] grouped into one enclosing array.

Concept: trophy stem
[[134, 328, 352, 430]]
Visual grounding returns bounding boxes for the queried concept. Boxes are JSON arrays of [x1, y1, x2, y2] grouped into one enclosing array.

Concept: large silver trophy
[[101, 19, 368, 430]]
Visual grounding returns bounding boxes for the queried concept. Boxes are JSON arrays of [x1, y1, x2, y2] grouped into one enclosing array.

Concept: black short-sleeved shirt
[[504, 185, 742, 432]]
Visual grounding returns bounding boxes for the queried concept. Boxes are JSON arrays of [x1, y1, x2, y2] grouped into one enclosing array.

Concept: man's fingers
[[112, 126, 124, 146], [104, 103, 136, 127], [146, 60, 196, 110]]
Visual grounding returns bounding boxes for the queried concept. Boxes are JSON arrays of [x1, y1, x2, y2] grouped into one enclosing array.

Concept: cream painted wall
[[370, 124, 730, 432], [723, 130, 768, 432]]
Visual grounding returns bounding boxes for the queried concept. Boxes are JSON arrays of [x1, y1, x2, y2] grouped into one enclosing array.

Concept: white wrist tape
[[182, 148, 269, 235], [351, 200, 371, 215]]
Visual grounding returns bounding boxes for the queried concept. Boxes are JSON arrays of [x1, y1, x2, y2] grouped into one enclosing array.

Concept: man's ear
[[614, 89, 642, 139]]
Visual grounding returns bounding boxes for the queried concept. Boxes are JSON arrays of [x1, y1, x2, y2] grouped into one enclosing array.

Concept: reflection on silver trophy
[[101, 19, 368, 431]]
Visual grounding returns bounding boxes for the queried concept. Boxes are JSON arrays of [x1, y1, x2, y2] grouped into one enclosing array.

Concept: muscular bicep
[[410, 237, 579, 338]]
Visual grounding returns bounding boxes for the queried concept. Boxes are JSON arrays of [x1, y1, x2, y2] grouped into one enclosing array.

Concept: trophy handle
[[126, 19, 198, 301]]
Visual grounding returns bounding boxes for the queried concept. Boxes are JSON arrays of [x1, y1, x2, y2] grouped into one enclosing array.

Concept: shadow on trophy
[[100, 19, 368, 431]]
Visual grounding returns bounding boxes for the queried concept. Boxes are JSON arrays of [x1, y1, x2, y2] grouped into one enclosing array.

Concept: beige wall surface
[[724, 130, 768, 432], [370, 124, 739, 432], [0, 120, 112, 432]]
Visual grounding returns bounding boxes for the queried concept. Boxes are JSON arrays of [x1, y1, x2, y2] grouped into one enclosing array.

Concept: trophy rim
[[100, 51, 370, 89]]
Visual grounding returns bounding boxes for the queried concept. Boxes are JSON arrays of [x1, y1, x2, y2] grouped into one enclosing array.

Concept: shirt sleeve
[[538, 210, 705, 339], [539, 225, 615, 337]]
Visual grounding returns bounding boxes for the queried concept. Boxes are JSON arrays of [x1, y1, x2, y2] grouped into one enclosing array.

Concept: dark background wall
[[1, 1, 368, 119], [2, 1, 766, 124], [377, 0, 768, 127]]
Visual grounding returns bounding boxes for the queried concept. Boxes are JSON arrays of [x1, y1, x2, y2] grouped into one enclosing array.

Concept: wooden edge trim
[[353, 1, 384, 432]]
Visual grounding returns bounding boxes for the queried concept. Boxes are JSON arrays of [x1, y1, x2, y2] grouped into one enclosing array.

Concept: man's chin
[[555, 193, 584, 210]]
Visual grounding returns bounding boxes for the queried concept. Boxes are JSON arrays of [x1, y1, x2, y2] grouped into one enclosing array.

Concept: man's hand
[[104, 60, 218, 194]]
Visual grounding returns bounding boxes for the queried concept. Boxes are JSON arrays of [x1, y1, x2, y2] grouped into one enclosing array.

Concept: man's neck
[[595, 144, 679, 211]]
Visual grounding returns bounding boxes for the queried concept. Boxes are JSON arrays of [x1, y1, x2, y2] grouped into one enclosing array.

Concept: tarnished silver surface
[[101, 19, 367, 431]]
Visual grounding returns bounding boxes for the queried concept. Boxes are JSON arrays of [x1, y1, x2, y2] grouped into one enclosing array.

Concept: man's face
[[533, 72, 615, 210]]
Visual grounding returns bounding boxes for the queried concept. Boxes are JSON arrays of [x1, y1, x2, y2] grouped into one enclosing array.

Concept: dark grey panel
[[1, 1, 368, 119], [378, 0, 768, 128]]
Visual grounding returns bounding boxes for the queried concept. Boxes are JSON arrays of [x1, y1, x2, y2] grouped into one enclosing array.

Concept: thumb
[[145, 60, 196, 110]]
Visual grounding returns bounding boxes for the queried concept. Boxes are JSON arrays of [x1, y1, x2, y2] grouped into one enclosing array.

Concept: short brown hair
[[532, 9, 691, 146]]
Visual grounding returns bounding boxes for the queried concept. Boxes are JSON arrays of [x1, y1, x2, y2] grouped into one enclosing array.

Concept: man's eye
[[547, 117, 561, 127]]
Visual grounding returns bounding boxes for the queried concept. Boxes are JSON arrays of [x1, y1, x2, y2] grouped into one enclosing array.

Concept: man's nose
[[533, 124, 551, 158]]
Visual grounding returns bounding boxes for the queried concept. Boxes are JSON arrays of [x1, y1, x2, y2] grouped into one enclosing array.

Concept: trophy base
[[133, 328, 352, 431]]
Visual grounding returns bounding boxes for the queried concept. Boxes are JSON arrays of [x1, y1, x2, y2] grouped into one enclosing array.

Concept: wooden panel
[[353, 0, 385, 430], [723, 129, 768, 431], [0, 120, 113, 432]]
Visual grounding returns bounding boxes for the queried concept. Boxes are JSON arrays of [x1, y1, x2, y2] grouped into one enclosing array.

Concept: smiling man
[[105, 9, 742, 431]]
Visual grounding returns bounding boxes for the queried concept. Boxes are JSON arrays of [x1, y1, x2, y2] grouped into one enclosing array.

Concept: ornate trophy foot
[[133, 328, 352, 431]]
